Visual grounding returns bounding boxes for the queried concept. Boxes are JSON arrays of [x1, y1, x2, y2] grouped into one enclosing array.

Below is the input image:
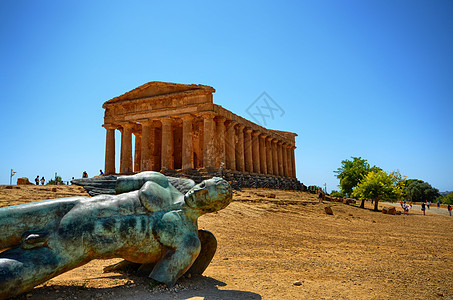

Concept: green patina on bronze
[[0, 172, 232, 299]]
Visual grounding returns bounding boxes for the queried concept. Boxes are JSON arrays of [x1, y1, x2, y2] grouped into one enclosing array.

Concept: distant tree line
[[331, 157, 449, 211]]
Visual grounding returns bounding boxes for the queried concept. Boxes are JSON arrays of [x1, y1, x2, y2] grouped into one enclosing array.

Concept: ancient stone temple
[[102, 82, 302, 189]]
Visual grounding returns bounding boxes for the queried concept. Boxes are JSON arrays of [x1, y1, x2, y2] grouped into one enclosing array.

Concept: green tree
[[437, 193, 453, 205], [352, 170, 404, 211], [47, 175, 65, 185], [334, 157, 380, 198], [405, 180, 439, 203]]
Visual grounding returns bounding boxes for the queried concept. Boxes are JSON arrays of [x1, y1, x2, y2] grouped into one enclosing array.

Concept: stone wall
[[162, 168, 304, 191]]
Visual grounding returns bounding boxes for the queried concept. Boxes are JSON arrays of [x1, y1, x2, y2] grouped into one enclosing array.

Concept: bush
[[47, 175, 65, 185], [330, 190, 344, 197], [437, 193, 453, 205]]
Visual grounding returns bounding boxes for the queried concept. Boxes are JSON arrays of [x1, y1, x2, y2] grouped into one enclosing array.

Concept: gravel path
[[382, 202, 452, 217]]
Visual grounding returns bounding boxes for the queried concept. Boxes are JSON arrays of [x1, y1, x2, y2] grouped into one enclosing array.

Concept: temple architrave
[[102, 82, 302, 189]]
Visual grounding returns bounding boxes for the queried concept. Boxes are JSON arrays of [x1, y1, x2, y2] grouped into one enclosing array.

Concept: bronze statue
[[0, 172, 232, 299]]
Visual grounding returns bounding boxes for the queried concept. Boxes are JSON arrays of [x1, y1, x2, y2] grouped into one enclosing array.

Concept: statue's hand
[[21, 232, 49, 249]]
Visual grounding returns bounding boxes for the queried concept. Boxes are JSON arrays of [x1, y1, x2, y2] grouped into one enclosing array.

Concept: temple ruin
[[102, 82, 302, 189]]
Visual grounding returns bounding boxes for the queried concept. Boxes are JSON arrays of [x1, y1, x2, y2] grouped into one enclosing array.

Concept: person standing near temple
[[82, 171, 88, 178], [40, 177, 45, 185], [35, 176, 39, 185]]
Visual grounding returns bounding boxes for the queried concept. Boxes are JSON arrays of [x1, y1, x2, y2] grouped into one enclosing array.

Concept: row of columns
[[103, 113, 296, 178]]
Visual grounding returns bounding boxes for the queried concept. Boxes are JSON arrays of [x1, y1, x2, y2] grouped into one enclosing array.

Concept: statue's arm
[[149, 233, 201, 287], [115, 171, 169, 194]]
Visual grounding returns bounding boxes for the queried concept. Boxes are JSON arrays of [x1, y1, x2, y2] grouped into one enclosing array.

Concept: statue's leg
[[103, 230, 217, 279], [0, 246, 74, 299], [185, 229, 217, 276], [0, 197, 81, 249]]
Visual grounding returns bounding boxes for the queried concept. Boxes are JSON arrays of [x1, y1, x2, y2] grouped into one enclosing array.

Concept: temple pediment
[[104, 82, 215, 107]]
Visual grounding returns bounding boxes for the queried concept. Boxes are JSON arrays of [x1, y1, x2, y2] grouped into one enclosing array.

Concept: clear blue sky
[[1, 0, 452, 192]]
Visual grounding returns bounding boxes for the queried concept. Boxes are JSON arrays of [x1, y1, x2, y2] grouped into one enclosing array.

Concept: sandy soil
[[0, 184, 452, 300]]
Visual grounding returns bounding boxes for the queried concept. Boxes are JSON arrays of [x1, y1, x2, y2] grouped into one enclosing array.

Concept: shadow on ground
[[15, 274, 261, 300]]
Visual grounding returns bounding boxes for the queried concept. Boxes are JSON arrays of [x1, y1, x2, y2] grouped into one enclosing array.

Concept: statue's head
[[184, 177, 232, 213]]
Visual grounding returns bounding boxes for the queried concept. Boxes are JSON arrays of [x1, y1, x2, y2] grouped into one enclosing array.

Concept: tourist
[[426, 201, 430, 209], [448, 204, 452, 216], [437, 200, 440, 208], [318, 187, 323, 199], [402, 202, 411, 215], [40, 177, 45, 185], [35, 176, 39, 185], [82, 171, 88, 178], [421, 202, 426, 215], [99, 169, 104, 176]]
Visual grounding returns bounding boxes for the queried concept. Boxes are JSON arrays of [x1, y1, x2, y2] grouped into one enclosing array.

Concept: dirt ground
[[0, 184, 452, 300]]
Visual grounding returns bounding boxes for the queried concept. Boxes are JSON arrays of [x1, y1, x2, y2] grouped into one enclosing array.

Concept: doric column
[[160, 117, 174, 171], [266, 136, 273, 175], [134, 131, 141, 173], [202, 112, 216, 168], [272, 139, 278, 176], [120, 122, 135, 174], [215, 116, 226, 167], [252, 131, 260, 173], [259, 134, 267, 174], [235, 124, 245, 172], [140, 120, 153, 171], [282, 144, 288, 177], [291, 146, 297, 178], [244, 128, 253, 172], [225, 120, 236, 170], [181, 114, 194, 170], [103, 124, 116, 175], [277, 141, 284, 176], [281, 142, 288, 177], [149, 124, 158, 171], [283, 144, 292, 177]]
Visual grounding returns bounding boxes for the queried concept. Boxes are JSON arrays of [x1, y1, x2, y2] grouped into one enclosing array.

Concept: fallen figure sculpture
[[0, 172, 232, 299]]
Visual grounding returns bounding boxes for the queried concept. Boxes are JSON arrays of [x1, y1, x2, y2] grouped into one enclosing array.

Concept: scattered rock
[[344, 198, 356, 205], [293, 280, 302, 286], [382, 207, 389, 214], [387, 207, 396, 215], [5, 185, 13, 189], [325, 206, 333, 215], [17, 177, 33, 185]]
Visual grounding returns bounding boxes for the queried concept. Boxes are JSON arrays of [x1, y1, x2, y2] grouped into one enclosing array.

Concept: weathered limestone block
[[17, 177, 33, 185], [325, 206, 334, 215]]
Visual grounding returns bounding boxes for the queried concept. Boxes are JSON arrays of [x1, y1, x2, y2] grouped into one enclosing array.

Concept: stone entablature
[[102, 82, 298, 181]]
